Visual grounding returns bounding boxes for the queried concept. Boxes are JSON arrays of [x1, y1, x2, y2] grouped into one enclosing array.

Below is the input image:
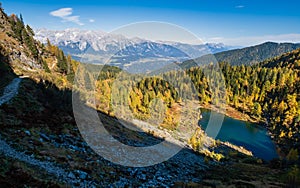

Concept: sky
[[2, 0, 300, 46]]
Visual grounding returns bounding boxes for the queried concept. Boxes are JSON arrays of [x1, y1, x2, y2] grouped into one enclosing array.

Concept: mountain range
[[181, 42, 300, 68], [34, 28, 231, 72], [35, 29, 300, 72]]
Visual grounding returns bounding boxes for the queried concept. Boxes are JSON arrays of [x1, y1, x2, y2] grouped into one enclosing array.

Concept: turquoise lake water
[[199, 108, 278, 161]]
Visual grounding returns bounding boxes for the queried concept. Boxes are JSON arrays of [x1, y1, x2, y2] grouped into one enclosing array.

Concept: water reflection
[[199, 108, 278, 160]]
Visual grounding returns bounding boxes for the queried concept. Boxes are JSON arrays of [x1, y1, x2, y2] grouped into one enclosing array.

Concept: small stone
[[192, 178, 201, 182], [70, 145, 80, 151], [137, 173, 146, 180], [46, 157, 51, 161], [77, 170, 88, 180], [24, 130, 31, 136], [148, 180, 154, 185], [40, 133, 50, 141], [109, 171, 116, 175], [54, 142, 60, 148], [130, 168, 137, 176], [68, 172, 76, 179]]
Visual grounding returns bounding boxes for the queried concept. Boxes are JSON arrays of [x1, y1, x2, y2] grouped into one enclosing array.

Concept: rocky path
[[0, 77, 213, 187], [0, 137, 96, 187], [0, 78, 22, 106], [0, 78, 96, 187]]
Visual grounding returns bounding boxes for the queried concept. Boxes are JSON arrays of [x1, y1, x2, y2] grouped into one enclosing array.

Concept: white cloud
[[50, 8, 72, 17], [50, 8, 84, 26], [62, 16, 84, 26], [89, 19, 95, 23], [207, 33, 300, 46], [235, 5, 245, 9]]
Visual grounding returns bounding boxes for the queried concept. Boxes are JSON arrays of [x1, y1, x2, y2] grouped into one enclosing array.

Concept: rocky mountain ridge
[[34, 28, 230, 72]]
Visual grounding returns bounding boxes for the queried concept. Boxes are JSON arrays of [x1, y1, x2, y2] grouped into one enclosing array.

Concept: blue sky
[[2, 0, 300, 46]]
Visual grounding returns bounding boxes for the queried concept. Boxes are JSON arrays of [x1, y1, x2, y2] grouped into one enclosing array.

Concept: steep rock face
[[0, 8, 51, 74]]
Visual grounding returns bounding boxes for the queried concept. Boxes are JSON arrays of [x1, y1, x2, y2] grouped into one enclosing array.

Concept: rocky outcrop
[[0, 8, 49, 74]]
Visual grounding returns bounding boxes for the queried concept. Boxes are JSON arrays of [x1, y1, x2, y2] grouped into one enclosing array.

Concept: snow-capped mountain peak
[[34, 28, 231, 73]]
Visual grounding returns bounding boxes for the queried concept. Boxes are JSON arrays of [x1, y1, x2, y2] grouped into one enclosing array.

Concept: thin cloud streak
[[235, 5, 245, 9], [50, 8, 84, 26], [207, 33, 300, 46]]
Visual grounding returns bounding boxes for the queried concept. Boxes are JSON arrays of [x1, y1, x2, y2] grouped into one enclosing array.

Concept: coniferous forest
[[0, 4, 300, 187], [71, 46, 300, 163]]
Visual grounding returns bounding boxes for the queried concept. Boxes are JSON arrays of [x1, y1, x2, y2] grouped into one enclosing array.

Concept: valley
[[0, 3, 299, 187]]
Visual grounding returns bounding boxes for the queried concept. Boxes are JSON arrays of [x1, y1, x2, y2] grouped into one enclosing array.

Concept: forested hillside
[[261, 48, 300, 70], [181, 42, 300, 68], [0, 8, 224, 186], [2, 8, 299, 152], [215, 42, 300, 65], [91, 51, 300, 158], [0, 4, 300, 186], [78, 48, 300, 160]]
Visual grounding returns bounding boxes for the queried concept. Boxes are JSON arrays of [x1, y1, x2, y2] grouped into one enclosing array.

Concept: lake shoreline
[[198, 103, 279, 160], [199, 103, 265, 125], [199, 103, 278, 141]]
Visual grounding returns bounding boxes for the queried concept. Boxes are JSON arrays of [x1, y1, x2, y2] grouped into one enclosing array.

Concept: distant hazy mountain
[[181, 42, 300, 68], [34, 28, 231, 72]]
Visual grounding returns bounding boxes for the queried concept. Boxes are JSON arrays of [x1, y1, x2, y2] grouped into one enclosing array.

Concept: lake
[[198, 108, 278, 161]]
